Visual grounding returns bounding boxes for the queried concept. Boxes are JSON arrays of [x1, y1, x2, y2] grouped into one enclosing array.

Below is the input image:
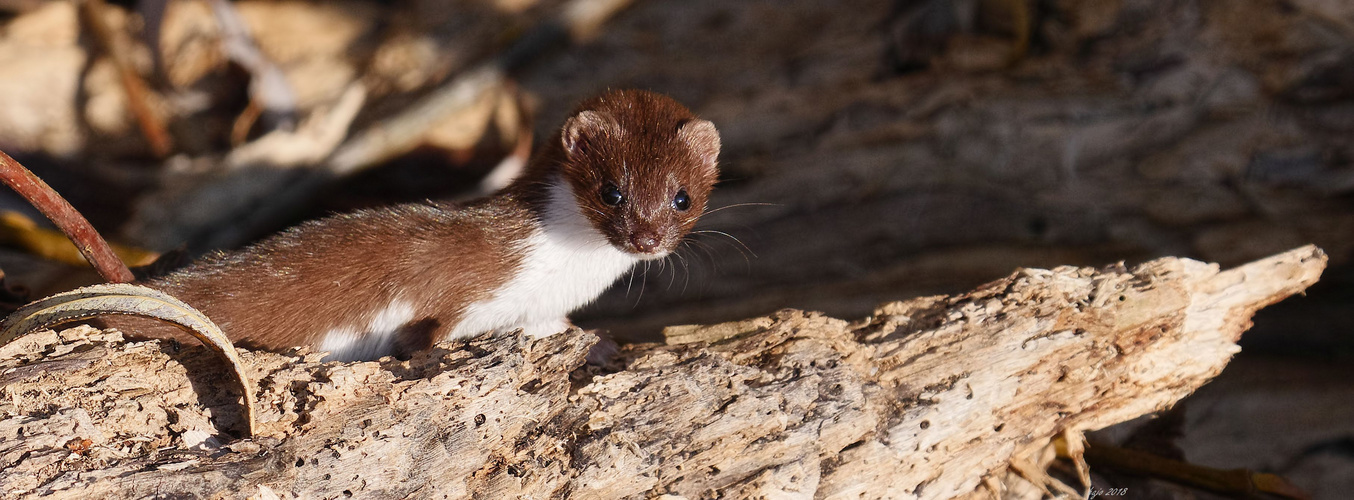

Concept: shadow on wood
[[0, 246, 1326, 499]]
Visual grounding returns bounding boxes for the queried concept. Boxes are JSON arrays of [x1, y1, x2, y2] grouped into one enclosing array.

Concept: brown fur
[[138, 197, 534, 353], [119, 90, 719, 357], [514, 89, 720, 257]]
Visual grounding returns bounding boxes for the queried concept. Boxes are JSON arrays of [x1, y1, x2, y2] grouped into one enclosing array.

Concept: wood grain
[[0, 246, 1325, 499]]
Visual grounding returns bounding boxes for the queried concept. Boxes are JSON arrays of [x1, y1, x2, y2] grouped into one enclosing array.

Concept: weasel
[[134, 90, 720, 361]]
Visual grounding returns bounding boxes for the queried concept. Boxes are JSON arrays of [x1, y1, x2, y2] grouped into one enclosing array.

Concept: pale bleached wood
[[0, 246, 1325, 499]]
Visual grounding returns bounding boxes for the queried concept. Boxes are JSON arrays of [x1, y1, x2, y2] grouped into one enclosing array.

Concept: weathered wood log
[[0, 246, 1325, 499]]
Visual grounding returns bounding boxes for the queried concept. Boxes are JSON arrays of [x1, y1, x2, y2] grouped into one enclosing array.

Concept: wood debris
[[0, 246, 1324, 498]]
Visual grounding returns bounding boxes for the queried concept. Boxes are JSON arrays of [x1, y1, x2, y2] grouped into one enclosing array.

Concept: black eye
[[673, 189, 691, 211], [600, 184, 624, 206]]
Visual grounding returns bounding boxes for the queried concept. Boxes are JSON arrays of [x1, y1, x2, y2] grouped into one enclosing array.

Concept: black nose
[[629, 232, 660, 253]]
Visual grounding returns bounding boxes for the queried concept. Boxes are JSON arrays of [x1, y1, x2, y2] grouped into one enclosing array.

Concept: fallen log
[[0, 245, 1326, 499]]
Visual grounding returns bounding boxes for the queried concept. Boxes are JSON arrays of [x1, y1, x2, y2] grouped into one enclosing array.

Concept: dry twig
[[0, 150, 133, 283], [1054, 437, 1311, 499], [80, 0, 173, 157]]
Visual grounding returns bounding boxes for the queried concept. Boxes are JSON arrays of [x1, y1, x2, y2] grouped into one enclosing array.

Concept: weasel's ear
[[678, 118, 721, 175], [562, 110, 621, 156]]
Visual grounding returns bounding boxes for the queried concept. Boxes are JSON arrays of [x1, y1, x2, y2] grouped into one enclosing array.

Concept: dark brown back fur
[[135, 196, 534, 353]]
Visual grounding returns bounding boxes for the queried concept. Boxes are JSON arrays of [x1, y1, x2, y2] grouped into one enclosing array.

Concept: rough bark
[[0, 246, 1326, 499]]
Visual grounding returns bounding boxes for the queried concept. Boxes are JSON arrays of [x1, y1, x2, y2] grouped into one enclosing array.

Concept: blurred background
[[0, 0, 1348, 497]]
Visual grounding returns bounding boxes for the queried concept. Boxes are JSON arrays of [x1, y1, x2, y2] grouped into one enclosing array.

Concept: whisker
[[702, 202, 780, 217], [689, 231, 754, 271], [692, 230, 756, 258], [684, 237, 721, 274], [633, 260, 649, 307], [583, 206, 608, 218], [663, 254, 677, 290], [625, 264, 636, 297], [672, 248, 691, 294]]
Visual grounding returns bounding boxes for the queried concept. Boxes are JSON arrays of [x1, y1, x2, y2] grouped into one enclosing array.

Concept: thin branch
[[209, 0, 297, 132], [325, 0, 638, 175], [1056, 437, 1311, 499], [163, 0, 640, 251], [0, 150, 134, 283], [80, 0, 173, 157]]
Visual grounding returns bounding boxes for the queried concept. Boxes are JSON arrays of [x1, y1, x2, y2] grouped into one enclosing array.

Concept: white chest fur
[[447, 180, 640, 339]]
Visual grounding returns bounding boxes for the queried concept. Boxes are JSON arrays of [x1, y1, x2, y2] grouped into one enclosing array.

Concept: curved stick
[[0, 283, 258, 436], [0, 150, 135, 283]]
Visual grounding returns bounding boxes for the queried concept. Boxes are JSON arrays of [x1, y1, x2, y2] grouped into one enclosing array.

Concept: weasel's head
[[555, 90, 720, 259]]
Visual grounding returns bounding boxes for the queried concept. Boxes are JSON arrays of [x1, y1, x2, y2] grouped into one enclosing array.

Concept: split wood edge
[[656, 245, 1327, 498], [0, 245, 1327, 499]]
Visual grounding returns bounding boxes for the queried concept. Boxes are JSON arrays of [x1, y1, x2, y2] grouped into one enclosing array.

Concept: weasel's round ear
[[678, 119, 721, 175], [562, 110, 621, 156]]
